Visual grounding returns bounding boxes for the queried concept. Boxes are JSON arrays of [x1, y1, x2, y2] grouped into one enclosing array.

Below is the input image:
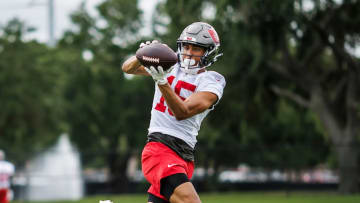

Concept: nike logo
[[167, 164, 178, 168]]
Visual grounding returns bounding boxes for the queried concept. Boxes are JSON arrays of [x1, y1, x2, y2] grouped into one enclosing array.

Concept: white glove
[[144, 66, 168, 85], [140, 40, 159, 48]]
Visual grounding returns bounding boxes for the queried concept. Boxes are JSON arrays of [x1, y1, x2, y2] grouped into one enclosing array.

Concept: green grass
[[14, 191, 360, 203]]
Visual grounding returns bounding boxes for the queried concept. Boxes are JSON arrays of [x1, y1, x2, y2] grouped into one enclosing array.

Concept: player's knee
[[179, 192, 201, 203], [170, 184, 201, 203]]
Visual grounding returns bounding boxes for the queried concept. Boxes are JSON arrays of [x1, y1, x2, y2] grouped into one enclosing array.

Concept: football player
[[0, 150, 14, 203], [122, 22, 226, 203]]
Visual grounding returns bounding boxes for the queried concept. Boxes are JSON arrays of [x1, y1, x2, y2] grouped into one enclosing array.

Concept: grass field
[[14, 191, 360, 203]]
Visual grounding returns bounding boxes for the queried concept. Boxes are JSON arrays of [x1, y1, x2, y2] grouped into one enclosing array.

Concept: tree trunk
[[107, 135, 131, 193], [108, 150, 131, 193], [310, 88, 359, 194], [335, 141, 359, 194]]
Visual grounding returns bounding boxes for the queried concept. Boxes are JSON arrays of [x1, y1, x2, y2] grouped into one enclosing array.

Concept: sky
[[0, 0, 157, 43]]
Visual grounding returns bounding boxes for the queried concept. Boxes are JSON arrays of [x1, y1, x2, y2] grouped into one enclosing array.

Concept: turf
[[13, 191, 360, 203]]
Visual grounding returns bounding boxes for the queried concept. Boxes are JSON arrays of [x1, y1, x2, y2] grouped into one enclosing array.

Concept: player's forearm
[[122, 56, 149, 75], [158, 84, 191, 120]]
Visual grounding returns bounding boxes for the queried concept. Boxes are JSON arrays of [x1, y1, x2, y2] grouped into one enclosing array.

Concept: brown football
[[135, 43, 178, 71]]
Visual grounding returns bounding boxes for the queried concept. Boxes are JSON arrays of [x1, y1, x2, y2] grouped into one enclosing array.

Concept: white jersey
[[148, 64, 226, 148], [0, 160, 14, 189]]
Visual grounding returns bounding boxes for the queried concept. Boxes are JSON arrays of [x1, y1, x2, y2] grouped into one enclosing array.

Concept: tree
[[265, 0, 358, 193], [153, 0, 331, 184], [58, 0, 153, 191], [212, 0, 359, 193], [0, 19, 64, 165]]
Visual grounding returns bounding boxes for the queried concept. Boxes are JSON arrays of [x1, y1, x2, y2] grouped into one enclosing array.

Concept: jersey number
[[155, 76, 196, 116]]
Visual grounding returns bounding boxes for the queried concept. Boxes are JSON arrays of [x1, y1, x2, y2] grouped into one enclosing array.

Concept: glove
[[140, 40, 159, 48], [144, 66, 168, 85]]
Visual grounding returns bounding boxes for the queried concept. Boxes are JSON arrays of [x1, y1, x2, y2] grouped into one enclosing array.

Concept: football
[[136, 42, 178, 71]]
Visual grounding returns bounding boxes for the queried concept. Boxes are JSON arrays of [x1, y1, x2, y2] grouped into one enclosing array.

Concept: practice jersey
[[0, 161, 14, 189], [148, 64, 226, 148]]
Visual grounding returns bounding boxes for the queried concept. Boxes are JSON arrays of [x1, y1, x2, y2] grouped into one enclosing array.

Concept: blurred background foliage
[[0, 0, 359, 194]]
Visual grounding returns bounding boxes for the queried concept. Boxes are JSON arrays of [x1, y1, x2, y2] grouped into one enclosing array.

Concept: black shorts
[[148, 173, 189, 202]]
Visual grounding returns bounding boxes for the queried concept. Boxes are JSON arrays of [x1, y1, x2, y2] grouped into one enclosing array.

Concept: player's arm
[[145, 66, 218, 120], [121, 56, 150, 76], [158, 83, 218, 120]]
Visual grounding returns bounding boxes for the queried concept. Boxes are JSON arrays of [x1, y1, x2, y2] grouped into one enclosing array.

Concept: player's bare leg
[[169, 182, 201, 203]]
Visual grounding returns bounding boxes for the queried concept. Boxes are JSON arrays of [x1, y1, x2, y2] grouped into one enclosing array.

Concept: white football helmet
[[177, 22, 223, 74]]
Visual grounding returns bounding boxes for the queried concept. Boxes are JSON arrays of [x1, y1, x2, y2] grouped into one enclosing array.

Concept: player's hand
[[139, 40, 159, 48], [144, 66, 168, 85]]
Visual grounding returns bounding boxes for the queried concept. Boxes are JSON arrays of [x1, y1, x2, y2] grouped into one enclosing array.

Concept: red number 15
[[155, 76, 196, 116]]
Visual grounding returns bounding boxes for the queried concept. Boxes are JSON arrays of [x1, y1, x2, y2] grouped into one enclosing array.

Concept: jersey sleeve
[[196, 71, 226, 107]]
